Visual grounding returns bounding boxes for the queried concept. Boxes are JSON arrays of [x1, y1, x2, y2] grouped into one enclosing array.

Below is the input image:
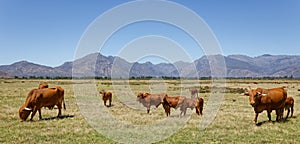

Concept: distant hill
[[0, 70, 11, 78], [0, 53, 300, 78]]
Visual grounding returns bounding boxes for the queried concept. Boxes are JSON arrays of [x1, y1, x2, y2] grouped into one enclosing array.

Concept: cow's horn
[[24, 107, 32, 111]]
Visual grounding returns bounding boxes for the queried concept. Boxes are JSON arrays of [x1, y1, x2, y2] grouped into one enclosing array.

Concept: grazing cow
[[18, 86, 65, 121], [284, 96, 294, 120], [137, 93, 166, 114], [162, 95, 185, 116], [180, 97, 204, 116], [189, 88, 198, 98], [100, 90, 112, 107], [247, 86, 287, 123]]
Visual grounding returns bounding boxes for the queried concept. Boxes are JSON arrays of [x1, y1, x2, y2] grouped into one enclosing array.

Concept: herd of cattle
[[135, 92, 204, 117], [18, 83, 295, 124]]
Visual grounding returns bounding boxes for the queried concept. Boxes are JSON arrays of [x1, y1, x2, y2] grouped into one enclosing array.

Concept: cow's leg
[[163, 104, 170, 116], [267, 110, 272, 123], [38, 108, 42, 120], [183, 108, 187, 116], [155, 102, 161, 108], [104, 99, 107, 106], [179, 111, 183, 117], [30, 107, 38, 121], [276, 108, 283, 122], [253, 113, 259, 123], [291, 106, 294, 118], [280, 108, 284, 121], [275, 109, 280, 122], [146, 103, 150, 114], [57, 104, 62, 117], [109, 98, 112, 107], [285, 109, 290, 120]]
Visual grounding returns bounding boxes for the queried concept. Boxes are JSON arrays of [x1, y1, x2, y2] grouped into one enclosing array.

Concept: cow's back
[[36, 86, 64, 107], [259, 87, 287, 110]]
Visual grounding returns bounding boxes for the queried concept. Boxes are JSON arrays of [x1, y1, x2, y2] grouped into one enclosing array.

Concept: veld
[[0, 79, 299, 143]]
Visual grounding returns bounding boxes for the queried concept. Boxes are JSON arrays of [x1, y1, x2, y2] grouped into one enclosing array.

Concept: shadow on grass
[[105, 104, 114, 108], [255, 116, 297, 126], [256, 120, 277, 126], [41, 114, 75, 121]]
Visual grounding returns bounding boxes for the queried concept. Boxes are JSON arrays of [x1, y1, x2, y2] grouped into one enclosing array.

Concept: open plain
[[0, 79, 299, 143]]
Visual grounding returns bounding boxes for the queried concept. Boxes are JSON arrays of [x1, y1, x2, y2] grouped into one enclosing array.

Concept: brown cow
[[18, 86, 65, 121], [189, 88, 198, 98], [38, 82, 49, 89], [180, 97, 204, 116], [162, 95, 185, 116], [100, 90, 112, 107], [38, 82, 55, 110], [137, 93, 166, 114], [247, 86, 287, 123], [284, 96, 294, 120]]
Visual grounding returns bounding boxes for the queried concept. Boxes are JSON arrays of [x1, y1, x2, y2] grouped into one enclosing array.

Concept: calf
[[284, 96, 294, 120], [162, 95, 185, 116], [137, 93, 166, 114], [19, 86, 65, 121], [180, 97, 204, 116], [189, 88, 198, 98], [100, 90, 112, 107]]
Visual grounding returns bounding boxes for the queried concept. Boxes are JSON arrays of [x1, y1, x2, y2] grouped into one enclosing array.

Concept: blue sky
[[0, 0, 300, 67]]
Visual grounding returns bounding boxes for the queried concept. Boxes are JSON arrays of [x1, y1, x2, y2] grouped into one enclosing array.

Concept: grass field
[[0, 79, 299, 143]]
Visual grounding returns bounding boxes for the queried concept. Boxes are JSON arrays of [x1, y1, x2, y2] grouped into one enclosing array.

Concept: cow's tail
[[62, 89, 66, 110]]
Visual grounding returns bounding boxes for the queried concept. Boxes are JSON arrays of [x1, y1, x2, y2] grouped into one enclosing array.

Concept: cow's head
[[136, 93, 145, 102], [247, 87, 262, 106], [18, 105, 32, 122], [136, 93, 150, 100], [100, 90, 106, 96]]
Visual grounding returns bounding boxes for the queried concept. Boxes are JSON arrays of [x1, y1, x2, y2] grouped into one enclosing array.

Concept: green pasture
[[0, 79, 299, 143]]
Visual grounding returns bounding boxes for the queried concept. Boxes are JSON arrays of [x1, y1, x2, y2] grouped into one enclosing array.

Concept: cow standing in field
[[284, 96, 294, 120], [180, 97, 204, 116], [247, 86, 287, 123], [162, 95, 185, 116], [100, 90, 112, 107], [137, 93, 166, 114], [189, 88, 198, 98], [18, 86, 66, 121]]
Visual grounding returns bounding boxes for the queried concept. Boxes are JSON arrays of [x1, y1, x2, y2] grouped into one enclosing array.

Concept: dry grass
[[0, 79, 299, 143]]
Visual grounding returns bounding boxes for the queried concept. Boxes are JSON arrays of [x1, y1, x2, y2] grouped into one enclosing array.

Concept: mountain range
[[1, 53, 300, 78]]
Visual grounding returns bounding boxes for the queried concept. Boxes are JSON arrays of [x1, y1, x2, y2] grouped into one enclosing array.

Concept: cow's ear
[[244, 93, 249, 96]]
